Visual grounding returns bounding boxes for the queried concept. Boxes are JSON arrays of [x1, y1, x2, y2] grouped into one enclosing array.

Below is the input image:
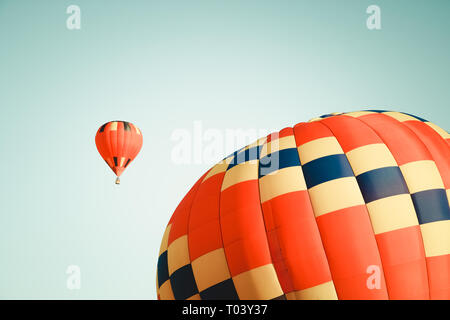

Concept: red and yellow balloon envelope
[[95, 121, 143, 184], [157, 110, 450, 300]]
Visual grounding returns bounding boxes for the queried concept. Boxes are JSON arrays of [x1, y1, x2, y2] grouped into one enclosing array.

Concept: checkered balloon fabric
[[157, 110, 450, 300]]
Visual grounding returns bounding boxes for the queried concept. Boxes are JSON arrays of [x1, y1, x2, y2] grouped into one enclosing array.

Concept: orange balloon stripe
[[262, 190, 334, 294], [398, 120, 450, 299], [259, 131, 295, 296], [220, 180, 273, 276], [358, 114, 432, 165], [294, 120, 389, 299], [188, 171, 227, 261], [109, 127, 118, 160], [116, 122, 124, 158], [157, 175, 205, 300], [258, 128, 335, 299], [167, 176, 204, 245], [126, 123, 140, 160], [315, 205, 388, 299], [294, 121, 331, 145], [187, 169, 240, 299], [402, 121, 450, 190], [321, 115, 382, 152], [425, 254, 450, 299], [374, 225, 429, 299], [321, 114, 429, 299], [97, 122, 113, 160], [122, 124, 134, 168], [357, 113, 449, 299]]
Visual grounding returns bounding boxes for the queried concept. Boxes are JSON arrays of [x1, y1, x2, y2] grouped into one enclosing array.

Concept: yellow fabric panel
[[383, 111, 418, 122], [187, 294, 201, 300], [236, 146, 260, 162], [167, 235, 190, 275], [366, 194, 419, 234], [110, 121, 118, 131], [285, 291, 297, 300], [159, 224, 172, 255], [346, 143, 397, 176], [191, 248, 231, 292], [259, 166, 307, 203], [159, 280, 175, 300], [308, 177, 365, 217], [203, 161, 229, 182], [400, 160, 445, 194], [426, 122, 450, 140], [156, 272, 160, 298], [420, 220, 450, 257], [242, 137, 267, 151], [343, 111, 375, 118], [298, 137, 343, 165], [294, 281, 338, 300], [232, 264, 283, 300], [221, 160, 258, 191], [260, 135, 296, 157]]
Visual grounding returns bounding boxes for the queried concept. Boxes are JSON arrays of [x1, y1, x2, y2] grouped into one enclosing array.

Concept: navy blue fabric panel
[[403, 112, 428, 122], [259, 148, 300, 177], [223, 146, 245, 162], [170, 264, 198, 300], [225, 151, 239, 168], [123, 121, 131, 131], [356, 166, 409, 203], [99, 123, 108, 132], [302, 154, 354, 189], [364, 109, 389, 113], [157, 251, 169, 288], [227, 146, 261, 170], [199, 279, 239, 300], [411, 189, 450, 224], [272, 295, 287, 300]]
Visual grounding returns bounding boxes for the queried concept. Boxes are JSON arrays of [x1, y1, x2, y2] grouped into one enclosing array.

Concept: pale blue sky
[[0, 0, 448, 298]]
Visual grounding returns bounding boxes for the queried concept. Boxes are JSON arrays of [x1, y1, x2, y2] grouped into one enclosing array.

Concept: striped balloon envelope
[[156, 110, 450, 300], [95, 121, 143, 184]]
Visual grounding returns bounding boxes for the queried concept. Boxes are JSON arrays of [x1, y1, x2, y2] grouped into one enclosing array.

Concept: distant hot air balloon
[[95, 121, 143, 184], [156, 110, 450, 300]]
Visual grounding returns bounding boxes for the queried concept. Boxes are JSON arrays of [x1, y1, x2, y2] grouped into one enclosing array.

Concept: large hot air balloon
[[95, 121, 143, 184], [156, 110, 450, 300]]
